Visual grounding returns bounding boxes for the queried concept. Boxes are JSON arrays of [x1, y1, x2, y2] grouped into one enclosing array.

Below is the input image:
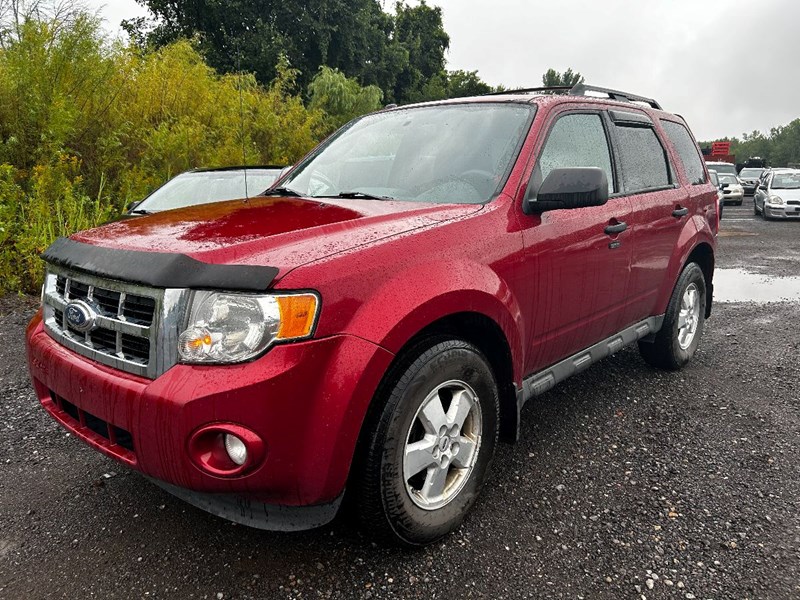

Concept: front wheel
[[354, 338, 499, 546], [639, 262, 706, 370]]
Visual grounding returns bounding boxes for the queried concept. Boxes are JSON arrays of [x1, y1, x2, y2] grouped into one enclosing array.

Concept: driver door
[[516, 110, 634, 374]]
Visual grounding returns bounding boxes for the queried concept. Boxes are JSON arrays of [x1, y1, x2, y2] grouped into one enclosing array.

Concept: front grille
[[50, 391, 135, 455], [42, 266, 186, 379], [788, 200, 800, 206]]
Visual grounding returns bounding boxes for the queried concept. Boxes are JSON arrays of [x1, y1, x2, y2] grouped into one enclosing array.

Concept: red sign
[[711, 142, 731, 156]]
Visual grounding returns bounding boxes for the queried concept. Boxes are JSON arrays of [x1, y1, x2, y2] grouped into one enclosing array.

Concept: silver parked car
[[754, 169, 800, 220], [718, 173, 744, 205], [738, 167, 765, 196]]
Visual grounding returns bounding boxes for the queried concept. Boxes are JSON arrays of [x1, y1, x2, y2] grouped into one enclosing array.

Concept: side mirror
[[524, 167, 609, 214], [720, 183, 730, 189], [126, 200, 141, 212]]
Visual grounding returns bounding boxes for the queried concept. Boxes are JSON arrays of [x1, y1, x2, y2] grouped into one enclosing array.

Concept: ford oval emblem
[[64, 300, 97, 333]]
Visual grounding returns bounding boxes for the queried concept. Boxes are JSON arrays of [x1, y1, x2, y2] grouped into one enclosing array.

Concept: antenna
[[237, 47, 248, 200]]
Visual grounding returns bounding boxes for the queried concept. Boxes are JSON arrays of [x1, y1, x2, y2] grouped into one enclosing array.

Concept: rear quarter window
[[661, 120, 707, 185]]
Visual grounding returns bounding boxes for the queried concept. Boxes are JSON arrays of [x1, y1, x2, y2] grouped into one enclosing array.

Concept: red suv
[[26, 84, 718, 545]]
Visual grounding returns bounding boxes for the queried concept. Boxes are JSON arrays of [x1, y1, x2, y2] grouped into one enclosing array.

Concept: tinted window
[[661, 120, 706, 184], [615, 125, 670, 192], [536, 113, 614, 192]]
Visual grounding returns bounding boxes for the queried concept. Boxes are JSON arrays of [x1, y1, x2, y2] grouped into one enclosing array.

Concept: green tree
[[308, 66, 383, 131], [541, 67, 584, 88], [128, 0, 451, 105], [391, 0, 449, 102], [446, 69, 493, 98]]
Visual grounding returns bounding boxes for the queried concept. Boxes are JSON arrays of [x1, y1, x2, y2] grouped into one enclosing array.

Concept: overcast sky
[[91, 0, 799, 141]]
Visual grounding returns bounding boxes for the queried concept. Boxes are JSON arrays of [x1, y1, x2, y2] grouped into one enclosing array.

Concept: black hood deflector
[[41, 237, 279, 291]]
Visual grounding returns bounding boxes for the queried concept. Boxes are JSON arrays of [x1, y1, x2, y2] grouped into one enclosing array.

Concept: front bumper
[[722, 190, 744, 202], [764, 204, 800, 219], [26, 311, 394, 512]]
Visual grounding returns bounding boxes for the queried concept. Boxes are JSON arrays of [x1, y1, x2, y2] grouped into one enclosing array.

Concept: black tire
[[736, 200, 743, 206], [354, 338, 499, 546], [753, 202, 759, 216], [763, 209, 771, 221], [638, 262, 706, 371]]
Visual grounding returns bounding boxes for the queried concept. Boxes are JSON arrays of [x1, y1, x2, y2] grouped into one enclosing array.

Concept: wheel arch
[[685, 242, 715, 318]]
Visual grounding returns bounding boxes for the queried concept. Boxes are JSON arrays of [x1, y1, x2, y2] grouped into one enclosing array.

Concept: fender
[[343, 260, 526, 384], [654, 214, 716, 314]]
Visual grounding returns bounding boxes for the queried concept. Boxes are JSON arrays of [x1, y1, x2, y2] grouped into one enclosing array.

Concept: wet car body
[[26, 87, 719, 543]]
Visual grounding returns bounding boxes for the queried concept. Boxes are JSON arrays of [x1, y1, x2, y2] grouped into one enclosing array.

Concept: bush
[[0, 12, 379, 294]]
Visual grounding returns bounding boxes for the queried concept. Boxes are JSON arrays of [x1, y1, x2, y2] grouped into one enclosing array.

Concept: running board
[[519, 315, 664, 406]]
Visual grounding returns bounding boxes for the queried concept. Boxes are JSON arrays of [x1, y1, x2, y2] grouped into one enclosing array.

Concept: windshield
[[719, 174, 738, 184], [771, 173, 800, 189], [739, 168, 764, 178], [280, 103, 534, 204], [708, 163, 736, 176], [136, 169, 281, 212]]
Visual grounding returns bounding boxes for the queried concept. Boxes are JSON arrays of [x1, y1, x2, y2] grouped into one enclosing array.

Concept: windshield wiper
[[128, 209, 153, 215], [324, 191, 395, 201], [264, 186, 302, 197]]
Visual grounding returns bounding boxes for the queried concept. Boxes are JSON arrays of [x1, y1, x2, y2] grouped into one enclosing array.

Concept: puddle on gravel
[[714, 268, 800, 303]]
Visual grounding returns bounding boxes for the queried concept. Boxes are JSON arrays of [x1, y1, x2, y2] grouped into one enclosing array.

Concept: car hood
[[70, 196, 482, 279]]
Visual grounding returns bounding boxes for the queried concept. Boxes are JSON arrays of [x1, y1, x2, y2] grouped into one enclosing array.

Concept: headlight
[[769, 195, 784, 205], [178, 291, 319, 364]]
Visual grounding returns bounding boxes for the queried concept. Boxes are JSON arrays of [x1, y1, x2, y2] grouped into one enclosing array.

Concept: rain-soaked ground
[[1, 201, 799, 599]]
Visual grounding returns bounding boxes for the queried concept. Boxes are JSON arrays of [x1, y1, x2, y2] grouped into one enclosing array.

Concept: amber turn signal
[[275, 294, 318, 340]]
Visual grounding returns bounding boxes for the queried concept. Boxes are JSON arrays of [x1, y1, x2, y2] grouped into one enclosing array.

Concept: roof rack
[[568, 84, 662, 110], [483, 85, 573, 96], [483, 83, 662, 110]]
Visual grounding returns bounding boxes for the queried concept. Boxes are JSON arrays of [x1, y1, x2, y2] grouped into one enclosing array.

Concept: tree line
[[700, 120, 800, 168]]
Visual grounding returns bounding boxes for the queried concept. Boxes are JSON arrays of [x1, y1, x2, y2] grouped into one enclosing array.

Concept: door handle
[[672, 206, 689, 217], [604, 222, 628, 235]]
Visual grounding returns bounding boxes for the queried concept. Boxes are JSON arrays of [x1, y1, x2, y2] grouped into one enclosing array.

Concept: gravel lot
[[1, 201, 799, 599]]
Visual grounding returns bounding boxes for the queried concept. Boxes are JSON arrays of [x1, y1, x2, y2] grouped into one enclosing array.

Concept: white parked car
[[718, 173, 744, 205], [754, 169, 800, 220]]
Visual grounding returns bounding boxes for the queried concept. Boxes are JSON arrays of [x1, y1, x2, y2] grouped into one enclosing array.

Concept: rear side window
[[537, 113, 615, 192], [614, 125, 670, 193], [661, 120, 706, 184]]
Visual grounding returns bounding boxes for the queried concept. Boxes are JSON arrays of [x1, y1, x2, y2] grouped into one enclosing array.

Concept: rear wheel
[[354, 338, 499, 546], [753, 201, 759, 215], [639, 262, 706, 371]]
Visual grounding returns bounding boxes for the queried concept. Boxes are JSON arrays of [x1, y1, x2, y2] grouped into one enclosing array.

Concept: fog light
[[224, 434, 248, 466]]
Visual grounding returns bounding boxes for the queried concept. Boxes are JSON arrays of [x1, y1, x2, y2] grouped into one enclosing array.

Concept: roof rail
[[483, 85, 573, 96], [568, 84, 662, 110]]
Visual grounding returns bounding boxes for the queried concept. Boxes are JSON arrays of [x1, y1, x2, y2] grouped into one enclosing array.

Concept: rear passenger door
[[609, 111, 690, 321]]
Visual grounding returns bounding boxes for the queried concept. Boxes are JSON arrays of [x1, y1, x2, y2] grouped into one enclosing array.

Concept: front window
[[771, 173, 800, 189], [280, 103, 534, 204]]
